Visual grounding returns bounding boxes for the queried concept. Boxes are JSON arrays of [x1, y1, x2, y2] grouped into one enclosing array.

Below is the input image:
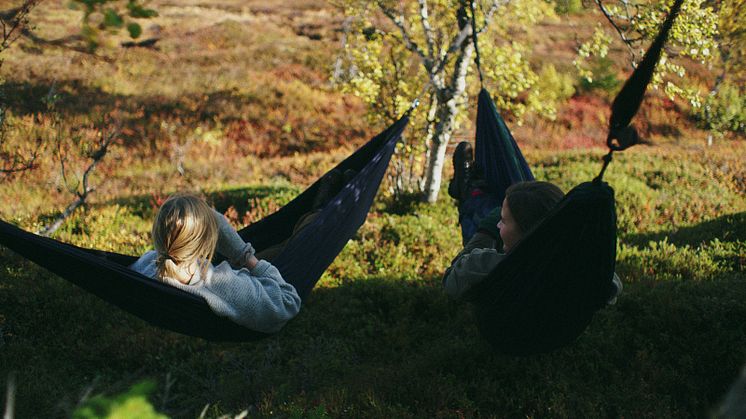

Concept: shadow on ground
[[2, 249, 746, 417], [622, 211, 746, 247]]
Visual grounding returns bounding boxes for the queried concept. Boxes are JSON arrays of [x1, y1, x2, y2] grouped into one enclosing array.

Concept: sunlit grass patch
[[528, 145, 746, 235], [617, 239, 742, 282]]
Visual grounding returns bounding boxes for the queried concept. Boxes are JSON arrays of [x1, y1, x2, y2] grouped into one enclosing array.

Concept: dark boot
[[312, 169, 344, 210], [448, 141, 473, 202]]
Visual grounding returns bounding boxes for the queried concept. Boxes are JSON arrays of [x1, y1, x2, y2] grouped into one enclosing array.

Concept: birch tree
[[698, 0, 746, 135], [335, 0, 553, 203]]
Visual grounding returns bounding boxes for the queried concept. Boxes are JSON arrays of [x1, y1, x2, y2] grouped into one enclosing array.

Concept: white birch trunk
[[422, 42, 474, 203]]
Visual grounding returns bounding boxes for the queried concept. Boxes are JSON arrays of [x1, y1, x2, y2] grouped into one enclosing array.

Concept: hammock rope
[[468, 0, 485, 87]]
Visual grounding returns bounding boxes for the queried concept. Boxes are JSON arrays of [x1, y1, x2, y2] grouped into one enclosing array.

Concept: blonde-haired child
[[134, 169, 352, 332], [131, 193, 301, 333]]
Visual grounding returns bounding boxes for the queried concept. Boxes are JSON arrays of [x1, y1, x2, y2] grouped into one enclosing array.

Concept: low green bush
[[554, 0, 584, 14], [696, 81, 746, 135], [578, 56, 621, 95], [617, 239, 737, 282], [73, 380, 167, 419], [534, 64, 576, 118]]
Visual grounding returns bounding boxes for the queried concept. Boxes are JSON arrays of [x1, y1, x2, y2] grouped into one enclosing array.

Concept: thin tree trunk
[[705, 69, 727, 146], [422, 42, 474, 203], [420, 90, 439, 189], [423, 104, 454, 203]]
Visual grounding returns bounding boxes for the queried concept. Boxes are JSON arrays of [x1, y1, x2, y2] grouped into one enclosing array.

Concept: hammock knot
[[607, 125, 639, 152]]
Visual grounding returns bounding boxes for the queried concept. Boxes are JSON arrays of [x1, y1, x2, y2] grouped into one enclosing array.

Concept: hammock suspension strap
[[468, 0, 485, 87], [593, 0, 684, 183]]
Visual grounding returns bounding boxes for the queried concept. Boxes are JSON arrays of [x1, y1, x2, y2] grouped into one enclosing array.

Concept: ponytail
[[152, 193, 218, 283]]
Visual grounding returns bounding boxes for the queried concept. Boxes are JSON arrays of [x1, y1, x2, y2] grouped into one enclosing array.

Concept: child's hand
[[245, 255, 259, 270]]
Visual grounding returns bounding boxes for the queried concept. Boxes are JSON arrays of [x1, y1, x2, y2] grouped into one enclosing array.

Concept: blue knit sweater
[[130, 211, 301, 333]]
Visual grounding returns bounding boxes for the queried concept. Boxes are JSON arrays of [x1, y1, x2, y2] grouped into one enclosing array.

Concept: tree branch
[[476, 0, 503, 35], [432, 0, 504, 76], [39, 125, 120, 237], [417, 0, 436, 61], [435, 24, 471, 74], [0, 1, 43, 178], [0, 110, 43, 177], [0, 1, 40, 51], [378, 2, 431, 68], [0, 149, 39, 175], [595, 0, 638, 65]]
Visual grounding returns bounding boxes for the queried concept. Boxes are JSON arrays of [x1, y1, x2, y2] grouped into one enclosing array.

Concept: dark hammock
[[457, 88, 535, 244], [466, 0, 683, 355], [473, 88, 534, 203], [469, 180, 617, 354], [461, 89, 616, 355], [0, 115, 409, 341]]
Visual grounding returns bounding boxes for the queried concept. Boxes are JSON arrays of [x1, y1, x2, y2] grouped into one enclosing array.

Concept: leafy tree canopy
[[68, 0, 158, 51], [576, 0, 719, 109]]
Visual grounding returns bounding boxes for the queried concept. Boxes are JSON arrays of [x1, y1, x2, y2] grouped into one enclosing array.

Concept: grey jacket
[[130, 210, 301, 333], [443, 232, 623, 302], [443, 232, 504, 299]]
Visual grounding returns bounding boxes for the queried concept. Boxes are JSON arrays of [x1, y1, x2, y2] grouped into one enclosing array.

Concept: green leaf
[[128, 1, 159, 18], [134, 8, 158, 18], [103, 9, 124, 28], [72, 380, 167, 419], [127, 22, 142, 39]]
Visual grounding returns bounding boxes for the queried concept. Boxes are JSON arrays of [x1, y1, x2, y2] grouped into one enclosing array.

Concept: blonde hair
[[152, 193, 218, 283]]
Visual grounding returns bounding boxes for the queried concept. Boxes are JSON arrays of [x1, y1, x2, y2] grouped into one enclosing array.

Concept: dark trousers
[[458, 190, 500, 245]]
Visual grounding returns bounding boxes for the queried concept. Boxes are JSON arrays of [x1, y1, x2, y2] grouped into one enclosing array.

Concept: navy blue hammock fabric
[[463, 0, 682, 355], [0, 115, 409, 342], [474, 88, 534, 203]]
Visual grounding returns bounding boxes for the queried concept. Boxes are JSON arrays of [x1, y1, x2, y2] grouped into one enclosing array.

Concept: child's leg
[[458, 190, 500, 245], [255, 210, 321, 262], [449, 141, 501, 244]]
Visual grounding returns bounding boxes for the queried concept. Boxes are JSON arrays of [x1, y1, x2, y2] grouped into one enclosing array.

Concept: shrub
[[50, 204, 151, 254], [72, 380, 167, 419], [696, 81, 746, 135], [617, 239, 732, 282], [578, 56, 621, 95], [534, 64, 576, 117], [554, 0, 584, 15]]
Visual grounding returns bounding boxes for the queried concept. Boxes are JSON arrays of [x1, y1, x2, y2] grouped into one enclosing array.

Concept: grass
[[1, 0, 746, 417], [1, 147, 744, 417]]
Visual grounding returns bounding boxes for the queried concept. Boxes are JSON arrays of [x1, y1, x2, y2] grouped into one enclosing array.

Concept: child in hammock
[[130, 169, 350, 334], [443, 141, 622, 300]]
